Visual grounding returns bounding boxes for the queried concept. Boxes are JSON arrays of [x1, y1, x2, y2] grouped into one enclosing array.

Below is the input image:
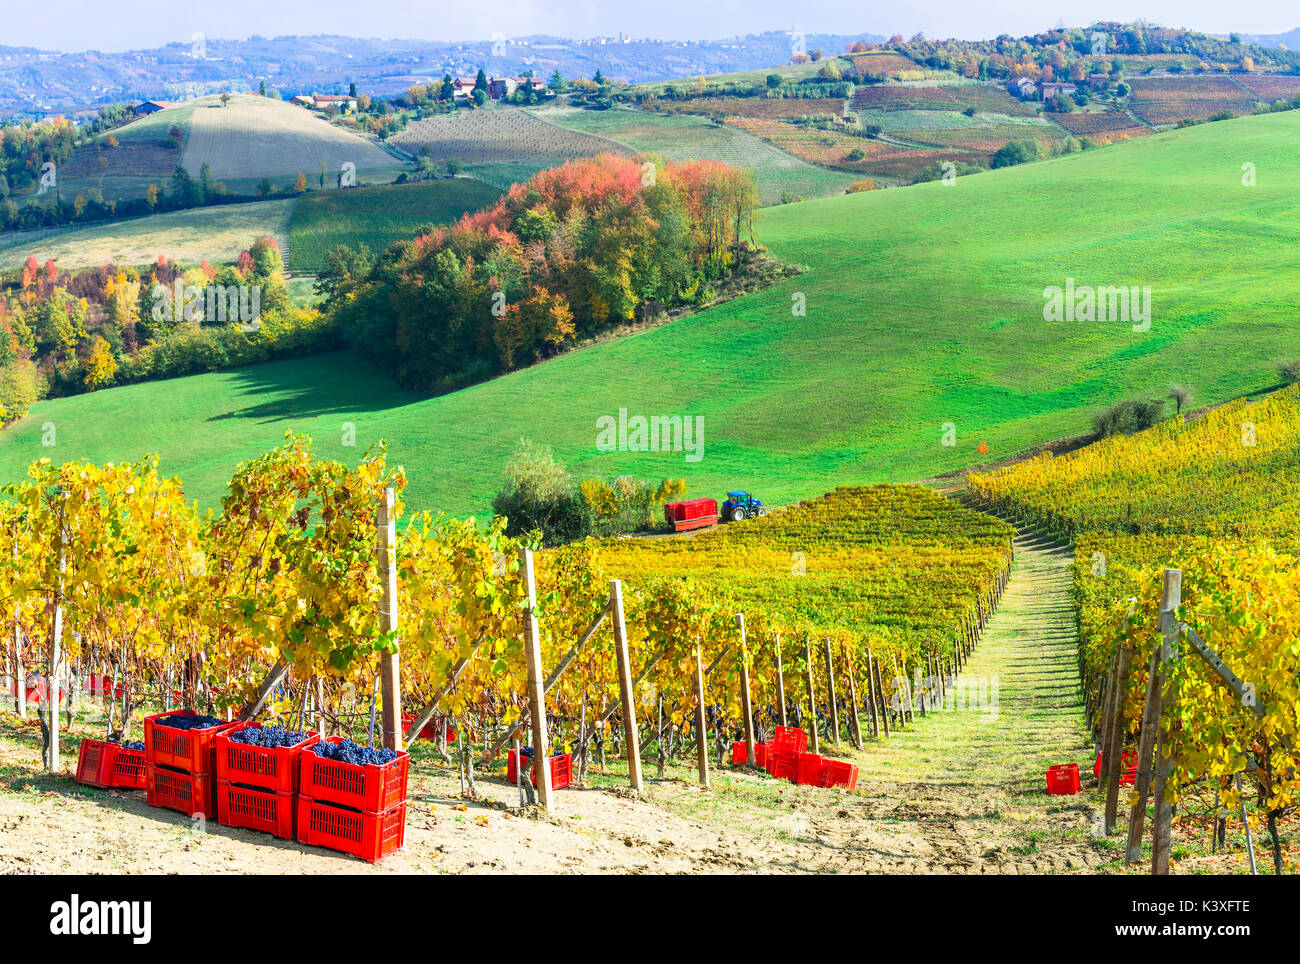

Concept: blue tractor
[[721, 490, 766, 522]]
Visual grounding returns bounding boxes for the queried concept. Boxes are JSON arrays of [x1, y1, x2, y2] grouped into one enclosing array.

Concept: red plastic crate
[[731, 741, 768, 766], [823, 759, 859, 791], [796, 752, 824, 786], [771, 726, 808, 755], [111, 746, 147, 790], [1094, 750, 1138, 786], [296, 795, 406, 863], [1046, 763, 1081, 795], [507, 750, 573, 789], [400, 713, 458, 743], [216, 780, 295, 839], [767, 750, 798, 780], [299, 737, 409, 812], [82, 673, 124, 700], [214, 723, 319, 793], [146, 763, 217, 818], [76, 738, 117, 788], [144, 710, 236, 773]]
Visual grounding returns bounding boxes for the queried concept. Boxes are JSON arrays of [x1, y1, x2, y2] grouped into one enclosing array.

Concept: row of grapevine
[[968, 387, 1300, 871], [1, 443, 1011, 794]]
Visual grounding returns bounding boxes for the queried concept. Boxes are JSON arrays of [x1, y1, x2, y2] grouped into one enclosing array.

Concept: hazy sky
[[6, 0, 1297, 53]]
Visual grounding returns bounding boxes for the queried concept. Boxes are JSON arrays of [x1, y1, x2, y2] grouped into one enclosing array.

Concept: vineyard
[[851, 82, 1039, 116], [727, 117, 975, 179], [1050, 111, 1150, 139], [388, 106, 630, 167], [642, 96, 848, 120], [525, 104, 858, 202], [1127, 77, 1259, 125], [969, 387, 1300, 872], [845, 53, 929, 80]]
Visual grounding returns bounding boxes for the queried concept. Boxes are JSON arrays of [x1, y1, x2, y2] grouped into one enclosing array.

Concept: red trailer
[[664, 498, 718, 532]]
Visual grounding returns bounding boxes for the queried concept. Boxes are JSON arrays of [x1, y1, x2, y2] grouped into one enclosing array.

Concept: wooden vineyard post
[[735, 614, 756, 766], [774, 634, 787, 728], [609, 580, 643, 793], [1150, 569, 1182, 875], [804, 635, 819, 754], [865, 651, 880, 738], [893, 655, 913, 725], [1098, 648, 1119, 772], [13, 618, 24, 720], [1103, 640, 1134, 834], [522, 549, 553, 810], [376, 488, 402, 752], [873, 650, 890, 738], [846, 659, 863, 749], [45, 493, 68, 771], [11, 534, 23, 720], [823, 638, 840, 746], [1123, 644, 1164, 873], [693, 644, 709, 789]]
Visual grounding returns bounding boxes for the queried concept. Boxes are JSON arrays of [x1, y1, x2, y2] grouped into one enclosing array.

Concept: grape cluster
[[311, 739, 398, 766], [119, 740, 145, 751], [155, 713, 224, 731], [230, 725, 309, 749]]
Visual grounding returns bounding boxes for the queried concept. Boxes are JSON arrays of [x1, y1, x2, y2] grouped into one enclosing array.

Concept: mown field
[[2, 112, 1299, 515], [527, 104, 858, 202], [180, 95, 406, 193], [285, 177, 502, 273], [0, 198, 294, 271]]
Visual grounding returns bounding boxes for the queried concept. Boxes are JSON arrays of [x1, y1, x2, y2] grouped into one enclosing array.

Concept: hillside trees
[[330, 154, 759, 392]]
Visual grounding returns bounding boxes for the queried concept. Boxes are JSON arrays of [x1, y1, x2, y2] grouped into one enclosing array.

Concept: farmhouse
[[451, 77, 478, 98], [288, 94, 358, 112], [1040, 82, 1077, 98], [1008, 77, 1037, 99], [1089, 73, 1109, 90], [313, 94, 357, 112], [133, 100, 176, 115]]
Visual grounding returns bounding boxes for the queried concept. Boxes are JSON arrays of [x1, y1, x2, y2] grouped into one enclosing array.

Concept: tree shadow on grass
[[204, 350, 423, 425]]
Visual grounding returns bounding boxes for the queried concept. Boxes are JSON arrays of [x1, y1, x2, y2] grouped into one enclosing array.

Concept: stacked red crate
[[143, 710, 236, 818], [213, 723, 319, 840], [296, 737, 410, 862]]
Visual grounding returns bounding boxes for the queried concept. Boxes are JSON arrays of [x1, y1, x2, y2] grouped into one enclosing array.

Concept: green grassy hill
[[3, 111, 1299, 516]]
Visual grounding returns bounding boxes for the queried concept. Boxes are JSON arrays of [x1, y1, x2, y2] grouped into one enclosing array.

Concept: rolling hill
[[43, 94, 408, 206], [2, 111, 1299, 516]]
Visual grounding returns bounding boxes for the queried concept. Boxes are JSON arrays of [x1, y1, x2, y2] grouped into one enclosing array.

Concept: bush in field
[[1277, 358, 1300, 384], [1091, 397, 1165, 438]]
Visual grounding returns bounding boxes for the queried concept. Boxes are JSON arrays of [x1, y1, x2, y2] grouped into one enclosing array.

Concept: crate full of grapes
[[299, 738, 409, 812], [144, 711, 235, 773], [214, 723, 319, 793]]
